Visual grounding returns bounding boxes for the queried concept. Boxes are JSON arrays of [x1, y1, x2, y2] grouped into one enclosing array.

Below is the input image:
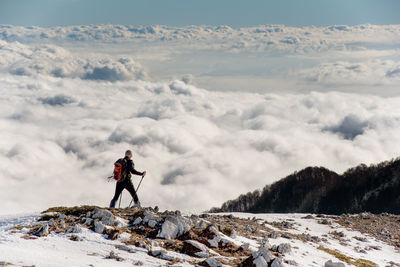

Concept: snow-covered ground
[[1, 210, 399, 266]]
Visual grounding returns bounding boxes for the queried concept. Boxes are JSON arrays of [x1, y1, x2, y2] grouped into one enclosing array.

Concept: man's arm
[[128, 161, 145, 176]]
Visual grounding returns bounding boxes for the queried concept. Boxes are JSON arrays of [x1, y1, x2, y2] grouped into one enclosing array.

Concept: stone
[[252, 246, 273, 262], [230, 229, 237, 239], [287, 259, 299, 266], [133, 217, 142, 225], [94, 220, 105, 234], [203, 257, 222, 267], [182, 240, 210, 258], [33, 224, 49, 236], [195, 219, 209, 229], [253, 256, 268, 267], [241, 242, 250, 250], [271, 257, 284, 267], [59, 220, 66, 229], [157, 215, 192, 239], [48, 219, 55, 227], [84, 218, 93, 226], [117, 245, 135, 253], [68, 224, 81, 233], [148, 220, 157, 228], [132, 260, 143, 266], [277, 243, 292, 254], [325, 260, 345, 267], [92, 208, 115, 226]]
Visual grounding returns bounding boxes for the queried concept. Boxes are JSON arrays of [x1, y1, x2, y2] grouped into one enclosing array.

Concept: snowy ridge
[[0, 206, 399, 266]]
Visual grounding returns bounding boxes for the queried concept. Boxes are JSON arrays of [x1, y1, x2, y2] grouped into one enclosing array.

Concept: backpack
[[113, 158, 128, 182]]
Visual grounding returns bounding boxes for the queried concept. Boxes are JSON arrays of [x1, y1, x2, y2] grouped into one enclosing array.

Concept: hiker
[[109, 150, 146, 208]]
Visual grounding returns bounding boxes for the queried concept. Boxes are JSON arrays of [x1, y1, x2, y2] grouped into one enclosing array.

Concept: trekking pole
[[118, 192, 123, 209], [129, 175, 145, 207]]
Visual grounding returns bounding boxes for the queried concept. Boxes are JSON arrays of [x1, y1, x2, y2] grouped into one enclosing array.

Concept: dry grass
[[42, 205, 100, 216], [318, 247, 378, 267]]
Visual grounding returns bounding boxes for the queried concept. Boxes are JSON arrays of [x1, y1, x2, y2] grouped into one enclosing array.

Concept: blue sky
[[0, 0, 399, 27]]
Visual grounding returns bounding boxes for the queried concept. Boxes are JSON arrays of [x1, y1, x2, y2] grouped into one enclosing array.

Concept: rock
[[195, 219, 209, 229], [202, 257, 223, 267], [271, 257, 284, 267], [302, 215, 314, 219], [58, 213, 66, 219], [151, 249, 164, 257], [151, 249, 175, 261], [182, 240, 210, 258], [241, 242, 250, 250], [132, 260, 143, 266], [320, 219, 330, 225], [106, 251, 124, 261], [230, 229, 237, 239], [116, 245, 135, 253], [94, 221, 105, 234], [325, 260, 345, 267], [268, 231, 279, 239], [84, 218, 93, 226], [133, 217, 142, 225], [57, 220, 65, 229], [360, 212, 372, 220], [69, 234, 83, 241], [33, 224, 49, 236], [252, 246, 273, 262], [253, 256, 268, 267], [143, 210, 161, 224], [92, 208, 115, 226], [287, 259, 299, 266], [48, 219, 55, 227], [277, 243, 291, 254], [68, 224, 81, 233], [148, 220, 157, 228], [157, 215, 192, 239]]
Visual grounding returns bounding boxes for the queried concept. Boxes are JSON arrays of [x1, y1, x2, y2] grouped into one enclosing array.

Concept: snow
[[0, 213, 173, 267], [1, 212, 399, 266], [218, 213, 400, 267]]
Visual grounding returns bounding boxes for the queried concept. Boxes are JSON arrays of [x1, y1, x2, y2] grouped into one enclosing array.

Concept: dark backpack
[[113, 158, 128, 182]]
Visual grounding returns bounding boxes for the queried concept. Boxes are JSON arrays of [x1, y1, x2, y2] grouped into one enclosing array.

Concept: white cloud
[[1, 62, 400, 214], [298, 60, 400, 86], [1, 25, 400, 214], [0, 40, 147, 81]]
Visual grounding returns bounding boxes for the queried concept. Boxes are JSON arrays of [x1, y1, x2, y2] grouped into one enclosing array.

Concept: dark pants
[[110, 178, 139, 208]]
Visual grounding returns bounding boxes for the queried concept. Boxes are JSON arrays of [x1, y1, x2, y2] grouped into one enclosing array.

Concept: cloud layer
[[1, 24, 400, 214], [1, 24, 399, 54], [0, 40, 147, 81], [1, 58, 400, 214]]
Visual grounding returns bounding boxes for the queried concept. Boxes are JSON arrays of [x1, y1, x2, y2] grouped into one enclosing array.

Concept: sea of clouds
[[1, 24, 400, 214]]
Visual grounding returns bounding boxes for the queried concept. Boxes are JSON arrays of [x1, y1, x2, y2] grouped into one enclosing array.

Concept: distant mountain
[[210, 158, 400, 214]]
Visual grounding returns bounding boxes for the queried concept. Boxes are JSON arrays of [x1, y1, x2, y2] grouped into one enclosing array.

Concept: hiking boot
[[131, 201, 141, 208], [109, 199, 116, 208]]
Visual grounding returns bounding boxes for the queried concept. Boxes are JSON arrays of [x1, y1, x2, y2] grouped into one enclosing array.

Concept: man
[[109, 150, 146, 208]]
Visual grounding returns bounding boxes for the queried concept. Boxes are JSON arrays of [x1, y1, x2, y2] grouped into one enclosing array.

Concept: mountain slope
[[210, 158, 400, 214]]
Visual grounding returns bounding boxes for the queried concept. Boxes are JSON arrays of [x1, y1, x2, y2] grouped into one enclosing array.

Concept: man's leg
[[125, 179, 140, 205], [110, 181, 125, 208]]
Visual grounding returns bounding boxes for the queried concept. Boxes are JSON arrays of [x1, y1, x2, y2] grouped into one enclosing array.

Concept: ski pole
[[118, 191, 122, 209], [129, 175, 145, 207]]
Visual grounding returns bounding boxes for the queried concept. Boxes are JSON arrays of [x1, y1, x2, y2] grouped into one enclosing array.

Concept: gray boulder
[[94, 220, 105, 234], [157, 215, 192, 239], [203, 257, 222, 267], [277, 243, 292, 254], [92, 208, 115, 226], [33, 223, 49, 236], [271, 257, 284, 267], [325, 260, 345, 267], [252, 246, 273, 263]]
